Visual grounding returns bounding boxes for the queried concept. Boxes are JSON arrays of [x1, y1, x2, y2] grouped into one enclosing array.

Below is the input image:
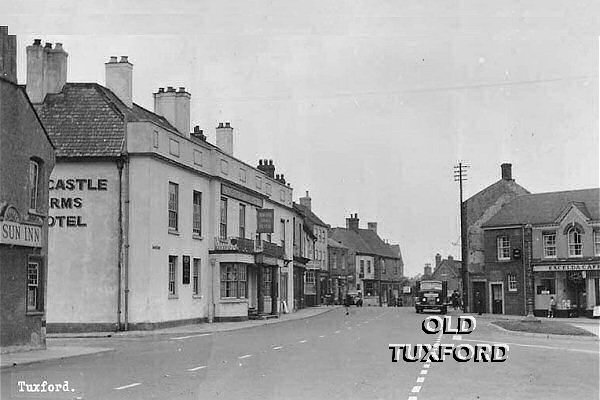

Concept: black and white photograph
[[1, 1, 599, 399]]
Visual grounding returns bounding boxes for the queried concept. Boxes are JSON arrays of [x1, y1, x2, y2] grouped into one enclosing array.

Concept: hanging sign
[[257, 209, 274, 233]]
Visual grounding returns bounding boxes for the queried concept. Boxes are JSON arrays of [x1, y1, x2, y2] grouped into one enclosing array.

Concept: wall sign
[[533, 263, 600, 272], [257, 209, 275, 233], [0, 221, 42, 247], [48, 177, 108, 228]]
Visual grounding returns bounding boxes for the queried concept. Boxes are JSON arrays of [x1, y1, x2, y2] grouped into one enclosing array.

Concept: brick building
[[0, 27, 55, 352], [431, 253, 462, 297], [328, 238, 350, 304]]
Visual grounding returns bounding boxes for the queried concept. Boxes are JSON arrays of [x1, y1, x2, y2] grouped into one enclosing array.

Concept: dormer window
[[567, 227, 583, 257]]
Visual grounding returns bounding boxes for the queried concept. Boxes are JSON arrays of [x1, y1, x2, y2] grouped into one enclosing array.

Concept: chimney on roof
[[105, 56, 133, 108], [501, 163, 512, 181], [215, 122, 233, 155], [346, 213, 359, 232], [0, 26, 17, 83], [435, 253, 441, 268], [300, 191, 312, 211], [424, 263, 432, 277], [154, 86, 191, 137], [191, 125, 206, 141], [447, 255, 453, 261], [367, 222, 378, 234], [26, 39, 68, 103]]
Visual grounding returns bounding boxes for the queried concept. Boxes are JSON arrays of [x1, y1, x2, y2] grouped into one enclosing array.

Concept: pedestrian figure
[[344, 294, 351, 315], [548, 296, 556, 318], [475, 291, 483, 315], [451, 290, 460, 311]]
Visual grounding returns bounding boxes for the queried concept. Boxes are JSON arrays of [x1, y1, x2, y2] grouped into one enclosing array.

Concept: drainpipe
[[117, 156, 130, 331], [116, 158, 123, 331]]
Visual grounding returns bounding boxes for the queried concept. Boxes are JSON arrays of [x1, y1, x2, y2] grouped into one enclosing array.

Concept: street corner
[[1, 346, 115, 370]]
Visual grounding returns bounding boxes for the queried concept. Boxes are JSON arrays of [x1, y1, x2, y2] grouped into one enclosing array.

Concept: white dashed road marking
[[452, 335, 462, 341], [187, 365, 207, 372], [335, 330, 341, 334], [272, 346, 283, 350], [171, 333, 212, 340], [114, 383, 142, 390], [411, 386, 421, 393], [299, 340, 307, 343], [319, 335, 325, 338], [238, 354, 252, 359], [420, 370, 428, 375], [424, 364, 431, 368], [408, 397, 418, 400], [417, 377, 425, 383]]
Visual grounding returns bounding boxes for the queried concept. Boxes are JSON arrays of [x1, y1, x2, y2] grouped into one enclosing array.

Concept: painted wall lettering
[[48, 177, 108, 228]]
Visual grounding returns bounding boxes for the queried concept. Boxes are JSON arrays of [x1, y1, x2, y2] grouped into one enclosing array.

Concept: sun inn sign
[[0, 220, 42, 248]]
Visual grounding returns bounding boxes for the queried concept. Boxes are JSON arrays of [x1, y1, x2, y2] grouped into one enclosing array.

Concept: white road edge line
[[171, 333, 212, 340], [411, 386, 421, 393], [238, 354, 252, 359], [114, 383, 142, 390], [187, 365, 207, 371], [458, 338, 598, 354]]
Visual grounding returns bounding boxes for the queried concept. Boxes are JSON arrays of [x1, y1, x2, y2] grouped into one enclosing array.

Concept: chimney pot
[[225, 122, 230, 128], [55, 43, 63, 50], [167, 86, 175, 92], [218, 122, 224, 128], [501, 163, 512, 180], [158, 87, 164, 93], [269, 160, 273, 165], [259, 160, 263, 166], [33, 39, 41, 46], [44, 42, 52, 49], [109, 56, 118, 63], [276, 174, 280, 180], [178, 86, 185, 92], [119, 56, 129, 63], [194, 125, 200, 133]]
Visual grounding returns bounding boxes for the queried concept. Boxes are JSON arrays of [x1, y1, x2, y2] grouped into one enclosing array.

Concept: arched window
[[567, 227, 583, 257]]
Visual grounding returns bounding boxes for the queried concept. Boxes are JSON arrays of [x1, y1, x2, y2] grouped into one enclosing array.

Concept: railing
[[214, 237, 256, 254], [259, 240, 285, 259]]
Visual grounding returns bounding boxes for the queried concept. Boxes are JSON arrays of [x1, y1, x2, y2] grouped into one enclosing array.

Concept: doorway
[[490, 283, 504, 314], [472, 281, 486, 314]]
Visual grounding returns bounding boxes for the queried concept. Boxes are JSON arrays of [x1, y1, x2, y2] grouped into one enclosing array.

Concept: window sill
[[507, 289, 518, 293], [567, 255, 584, 258], [168, 229, 180, 236], [168, 295, 179, 299], [192, 295, 203, 299], [26, 311, 44, 316], [497, 258, 511, 262], [192, 234, 203, 240], [219, 298, 248, 303]]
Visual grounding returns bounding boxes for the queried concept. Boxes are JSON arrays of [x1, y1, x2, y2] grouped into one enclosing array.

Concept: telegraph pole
[[454, 162, 469, 312]]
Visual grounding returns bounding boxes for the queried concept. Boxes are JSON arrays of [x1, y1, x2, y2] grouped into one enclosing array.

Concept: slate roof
[[327, 237, 348, 249], [433, 258, 461, 278], [329, 227, 401, 259], [34, 83, 177, 158], [465, 178, 530, 227], [293, 203, 328, 227], [483, 188, 600, 227]]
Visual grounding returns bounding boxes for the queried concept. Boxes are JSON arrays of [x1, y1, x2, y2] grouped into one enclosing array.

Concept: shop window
[[507, 274, 517, 292], [220, 264, 247, 299], [536, 278, 555, 295], [192, 258, 201, 296], [27, 260, 42, 312], [497, 236, 510, 260], [567, 227, 583, 257], [543, 233, 556, 258], [263, 268, 272, 297], [168, 256, 177, 297]]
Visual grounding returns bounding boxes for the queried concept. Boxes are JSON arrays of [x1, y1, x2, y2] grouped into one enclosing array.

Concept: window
[[29, 160, 40, 211], [543, 233, 556, 258], [381, 259, 386, 274], [221, 159, 229, 174], [265, 183, 271, 196], [182, 256, 190, 284], [168, 256, 177, 296], [27, 261, 41, 311], [193, 149, 203, 166], [256, 176, 262, 189], [169, 138, 180, 156], [153, 130, 159, 148], [595, 231, 600, 256], [220, 264, 247, 298], [507, 274, 517, 292], [536, 278, 555, 295], [239, 204, 246, 238], [192, 258, 200, 295], [567, 227, 583, 257], [367, 260, 371, 274], [360, 260, 365, 275], [220, 198, 228, 239], [168, 182, 179, 231], [263, 268, 272, 297], [239, 168, 246, 182], [332, 252, 337, 270], [497, 236, 510, 260], [306, 270, 315, 284], [193, 191, 202, 236], [280, 219, 285, 248], [280, 189, 285, 201], [280, 273, 288, 301]]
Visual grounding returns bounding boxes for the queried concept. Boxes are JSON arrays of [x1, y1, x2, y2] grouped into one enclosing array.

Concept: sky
[[3, 0, 599, 276]]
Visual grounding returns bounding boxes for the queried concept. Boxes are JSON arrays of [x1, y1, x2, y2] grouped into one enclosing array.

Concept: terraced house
[[27, 39, 294, 332]]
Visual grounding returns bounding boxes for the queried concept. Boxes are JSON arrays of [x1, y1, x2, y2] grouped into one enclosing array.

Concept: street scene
[[1, 1, 599, 399]]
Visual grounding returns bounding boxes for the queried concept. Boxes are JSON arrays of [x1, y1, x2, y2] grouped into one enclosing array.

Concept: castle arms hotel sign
[[0, 220, 42, 247]]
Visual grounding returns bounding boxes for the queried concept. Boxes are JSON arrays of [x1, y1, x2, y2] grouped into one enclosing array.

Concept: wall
[[46, 161, 120, 330]]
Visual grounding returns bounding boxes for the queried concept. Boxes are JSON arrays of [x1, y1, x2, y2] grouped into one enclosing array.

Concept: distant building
[[463, 163, 529, 312], [1, 27, 56, 352], [482, 188, 600, 317], [431, 253, 461, 295], [328, 238, 350, 304]]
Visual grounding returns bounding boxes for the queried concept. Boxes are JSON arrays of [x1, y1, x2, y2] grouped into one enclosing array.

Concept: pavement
[[1, 305, 336, 370], [1, 307, 598, 400]]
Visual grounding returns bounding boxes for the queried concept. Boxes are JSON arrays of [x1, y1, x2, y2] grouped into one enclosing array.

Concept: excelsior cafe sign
[[0, 221, 42, 248], [533, 263, 600, 272]]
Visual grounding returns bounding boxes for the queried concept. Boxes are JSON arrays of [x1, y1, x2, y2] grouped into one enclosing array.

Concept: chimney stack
[[215, 122, 233, 155], [0, 26, 17, 83], [105, 56, 133, 108], [26, 39, 68, 103], [447, 255, 454, 261], [501, 163, 512, 181], [346, 213, 359, 232], [424, 263, 432, 277], [367, 222, 378, 234], [299, 191, 312, 211], [435, 253, 442, 269], [190, 125, 206, 141], [154, 86, 191, 137]]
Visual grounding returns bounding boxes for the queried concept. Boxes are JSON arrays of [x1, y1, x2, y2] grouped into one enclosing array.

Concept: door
[[491, 283, 503, 314], [472, 282, 486, 314]]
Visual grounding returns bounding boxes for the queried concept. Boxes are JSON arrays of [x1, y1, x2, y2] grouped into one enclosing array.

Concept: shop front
[[533, 262, 600, 318]]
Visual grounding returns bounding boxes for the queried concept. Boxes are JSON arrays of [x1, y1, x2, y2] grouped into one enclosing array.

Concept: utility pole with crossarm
[[454, 162, 469, 312]]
